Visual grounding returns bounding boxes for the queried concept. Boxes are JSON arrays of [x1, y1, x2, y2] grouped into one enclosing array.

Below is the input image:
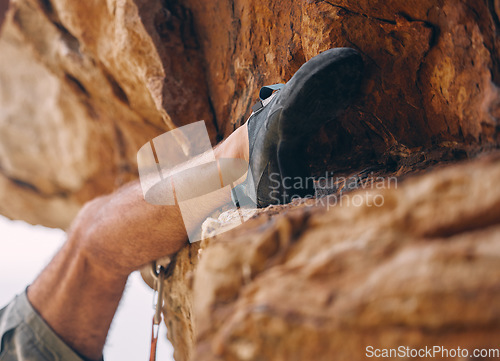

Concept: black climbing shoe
[[232, 47, 364, 208]]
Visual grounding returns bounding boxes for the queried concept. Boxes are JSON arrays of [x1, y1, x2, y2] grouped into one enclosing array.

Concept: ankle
[[214, 123, 249, 162]]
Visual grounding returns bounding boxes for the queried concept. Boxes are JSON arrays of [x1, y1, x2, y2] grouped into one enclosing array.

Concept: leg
[[27, 124, 249, 360]]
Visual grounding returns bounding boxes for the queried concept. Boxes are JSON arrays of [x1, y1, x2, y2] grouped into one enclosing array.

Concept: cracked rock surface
[[158, 154, 500, 361], [1, 1, 500, 360], [0, 0, 499, 227], [0, 0, 500, 361]]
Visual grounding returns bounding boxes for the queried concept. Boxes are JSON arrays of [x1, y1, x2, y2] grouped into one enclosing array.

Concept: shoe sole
[[246, 48, 364, 207], [271, 48, 364, 204], [277, 47, 364, 140]]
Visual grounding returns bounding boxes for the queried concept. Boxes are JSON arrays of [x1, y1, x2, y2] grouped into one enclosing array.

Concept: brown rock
[[0, 0, 216, 227], [1, 0, 499, 227], [182, 0, 500, 170], [156, 154, 500, 361], [1, 0, 500, 359]]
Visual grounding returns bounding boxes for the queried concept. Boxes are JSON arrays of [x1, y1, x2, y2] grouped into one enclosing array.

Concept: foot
[[234, 48, 365, 208]]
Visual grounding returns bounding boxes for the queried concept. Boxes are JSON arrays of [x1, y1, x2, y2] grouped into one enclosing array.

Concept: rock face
[[1, 0, 500, 360], [0, 0, 499, 227], [154, 154, 500, 361]]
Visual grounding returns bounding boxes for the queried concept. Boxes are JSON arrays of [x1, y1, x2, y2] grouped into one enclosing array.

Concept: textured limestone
[[181, 0, 500, 168], [0, 0, 499, 227], [0, 0, 216, 227], [156, 153, 500, 361], [1, 0, 500, 359]]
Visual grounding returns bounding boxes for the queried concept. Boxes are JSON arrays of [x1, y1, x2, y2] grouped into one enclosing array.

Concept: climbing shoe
[[232, 47, 364, 208]]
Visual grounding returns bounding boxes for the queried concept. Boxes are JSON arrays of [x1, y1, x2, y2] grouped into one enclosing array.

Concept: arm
[[25, 123, 249, 360], [27, 182, 188, 360]]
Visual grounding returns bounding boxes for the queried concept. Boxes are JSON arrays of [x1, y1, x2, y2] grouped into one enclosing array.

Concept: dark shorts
[[0, 291, 89, 361]]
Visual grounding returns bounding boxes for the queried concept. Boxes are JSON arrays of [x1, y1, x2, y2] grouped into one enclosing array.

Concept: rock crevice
[[150, 154, 500, 361]]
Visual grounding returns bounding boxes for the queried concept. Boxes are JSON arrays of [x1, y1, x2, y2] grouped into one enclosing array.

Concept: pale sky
[[0, 215, 174, 361]]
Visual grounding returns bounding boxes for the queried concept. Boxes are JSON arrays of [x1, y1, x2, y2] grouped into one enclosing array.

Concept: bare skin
[[27, 123, 249, 360]]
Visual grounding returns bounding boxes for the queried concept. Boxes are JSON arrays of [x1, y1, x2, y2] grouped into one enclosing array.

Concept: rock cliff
[[149, 154, 500, 361], [1, 0, 500, 360], [1, 0, 499, 227]]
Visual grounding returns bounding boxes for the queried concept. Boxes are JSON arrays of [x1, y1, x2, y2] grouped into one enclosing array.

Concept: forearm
[[24, 125, 249, 359], [27, 238, 127, 361], [27, 182, 188, 360]]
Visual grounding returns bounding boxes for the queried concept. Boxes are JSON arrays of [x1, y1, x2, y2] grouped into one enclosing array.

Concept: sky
[[0, 215, 174, 361]]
